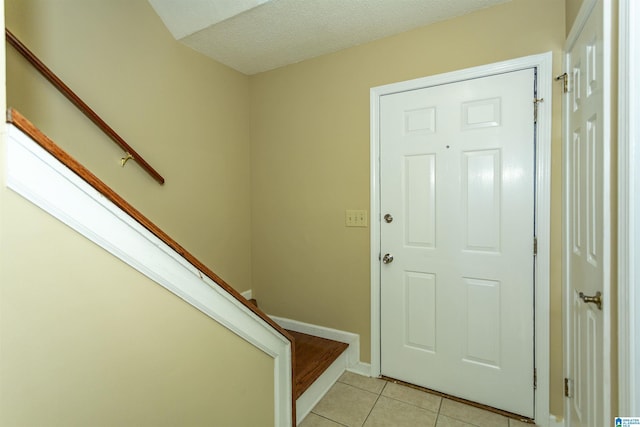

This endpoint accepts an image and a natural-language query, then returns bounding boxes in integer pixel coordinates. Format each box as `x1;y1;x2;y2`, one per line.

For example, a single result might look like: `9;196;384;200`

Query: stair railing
5;28;165;185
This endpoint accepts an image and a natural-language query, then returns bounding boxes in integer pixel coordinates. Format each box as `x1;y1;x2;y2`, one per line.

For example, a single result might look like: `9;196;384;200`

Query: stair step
288;330;349;399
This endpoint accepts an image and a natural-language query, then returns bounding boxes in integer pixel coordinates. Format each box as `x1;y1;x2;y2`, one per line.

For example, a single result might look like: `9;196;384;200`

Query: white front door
379;69;536;417
564;1;611;426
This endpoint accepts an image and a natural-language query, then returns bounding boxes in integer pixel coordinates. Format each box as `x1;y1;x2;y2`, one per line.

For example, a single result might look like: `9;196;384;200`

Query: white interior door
380;69;536;417
564;0;611;426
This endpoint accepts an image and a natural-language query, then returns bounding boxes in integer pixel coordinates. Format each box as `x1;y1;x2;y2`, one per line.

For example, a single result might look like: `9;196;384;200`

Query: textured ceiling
149;0;512;75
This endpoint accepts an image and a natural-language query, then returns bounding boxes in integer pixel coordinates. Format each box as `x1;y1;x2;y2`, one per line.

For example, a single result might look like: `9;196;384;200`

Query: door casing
370;52;553;426
618;0;640;416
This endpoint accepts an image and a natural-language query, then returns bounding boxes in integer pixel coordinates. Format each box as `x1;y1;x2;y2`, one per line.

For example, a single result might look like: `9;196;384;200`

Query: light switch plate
346;210;368;227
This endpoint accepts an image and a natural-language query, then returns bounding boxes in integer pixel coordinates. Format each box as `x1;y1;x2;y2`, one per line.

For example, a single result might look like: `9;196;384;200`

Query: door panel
405;272;436;352
404;154;436;247
380;69;536;417
463;150;501;251
565;1;609;426
464;277;501;368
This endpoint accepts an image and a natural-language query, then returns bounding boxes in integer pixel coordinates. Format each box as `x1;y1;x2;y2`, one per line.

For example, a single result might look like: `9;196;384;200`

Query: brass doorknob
382;253;394;264
579;291;602;310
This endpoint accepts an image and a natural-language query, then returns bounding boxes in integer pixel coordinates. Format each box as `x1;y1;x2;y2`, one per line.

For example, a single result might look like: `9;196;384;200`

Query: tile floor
299;371;536;427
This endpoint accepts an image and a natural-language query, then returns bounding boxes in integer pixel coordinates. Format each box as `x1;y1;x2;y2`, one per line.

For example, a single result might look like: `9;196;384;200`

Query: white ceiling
149;0;512;75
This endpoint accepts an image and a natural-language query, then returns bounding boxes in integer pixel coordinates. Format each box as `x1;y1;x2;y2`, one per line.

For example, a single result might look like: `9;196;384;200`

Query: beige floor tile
299;412;347;427
363;395;437;427
312;382;379;427
509;418;537;427
439;399;509;427
338;371;386;394
435;414;479;427
381;382;442;412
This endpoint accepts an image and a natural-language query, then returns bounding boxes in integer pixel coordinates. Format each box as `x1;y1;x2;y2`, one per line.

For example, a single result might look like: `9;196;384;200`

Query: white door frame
618;0;640;416
370;52;552;426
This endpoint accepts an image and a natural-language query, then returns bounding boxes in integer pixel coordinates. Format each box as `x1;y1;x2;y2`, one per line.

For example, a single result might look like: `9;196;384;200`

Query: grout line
380;376;532;423
436;410;484;427
376;387;440;414
336;376;386;396
361;391;383;427
434;397;445;427
318;374;533;427
379;380;388;395
309;412;349;427
339;382;379;396
378;394;440;416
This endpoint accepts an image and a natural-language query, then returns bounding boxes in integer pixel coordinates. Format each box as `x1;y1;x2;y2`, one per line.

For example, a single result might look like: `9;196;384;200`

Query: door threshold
380;376;535;425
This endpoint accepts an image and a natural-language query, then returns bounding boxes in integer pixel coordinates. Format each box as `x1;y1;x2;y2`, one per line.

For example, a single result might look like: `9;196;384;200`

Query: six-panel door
380;69;536;417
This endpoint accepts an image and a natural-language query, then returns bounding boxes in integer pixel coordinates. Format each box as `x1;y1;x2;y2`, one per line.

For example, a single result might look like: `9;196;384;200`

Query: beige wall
2;0;275;425
0;190;274;426
5;0;253;291
249;0;566;417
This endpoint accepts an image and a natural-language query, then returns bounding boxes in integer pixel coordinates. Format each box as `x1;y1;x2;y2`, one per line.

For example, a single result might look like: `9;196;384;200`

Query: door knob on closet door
382;253;394;264
579;291;602;310
384;214;393;223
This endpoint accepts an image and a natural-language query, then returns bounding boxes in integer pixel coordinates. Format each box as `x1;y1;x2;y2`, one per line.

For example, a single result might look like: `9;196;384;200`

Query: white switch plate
346;210;368;227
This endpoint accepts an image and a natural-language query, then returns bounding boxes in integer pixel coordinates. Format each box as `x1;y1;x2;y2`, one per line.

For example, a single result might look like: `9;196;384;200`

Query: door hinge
564;377;573;398
533;98;544;123
533;236;538;256
533;368;537;390
555;72;569;93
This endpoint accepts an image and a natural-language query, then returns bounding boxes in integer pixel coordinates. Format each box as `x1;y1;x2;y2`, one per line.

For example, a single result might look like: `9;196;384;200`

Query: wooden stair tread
288;330;349;399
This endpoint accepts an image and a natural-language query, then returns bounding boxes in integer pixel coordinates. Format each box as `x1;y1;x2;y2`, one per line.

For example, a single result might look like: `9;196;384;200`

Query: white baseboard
347;362;372;377
269;316;365;373
549;414;564;427
240;289;252;300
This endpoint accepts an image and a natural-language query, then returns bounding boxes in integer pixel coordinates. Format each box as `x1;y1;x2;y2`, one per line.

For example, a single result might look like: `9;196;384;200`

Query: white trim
296;351;348;425
562;1;613;426
241;289;253;300
370;52;553;426
618;0;640;416
5;124;292;427
549;414;565;427
346;362;373;378
270;316;365;373
269;316;373;424
565;0;597;46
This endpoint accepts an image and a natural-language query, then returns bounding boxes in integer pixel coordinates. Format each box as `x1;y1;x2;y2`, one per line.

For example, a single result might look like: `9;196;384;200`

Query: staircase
290;330;350;423
248;300;350;424
7;108;352;426
289;330;349;399
6;112;296;426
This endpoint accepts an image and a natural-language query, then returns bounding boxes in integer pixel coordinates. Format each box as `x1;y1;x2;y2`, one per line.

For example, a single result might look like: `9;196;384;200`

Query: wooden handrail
6;108;296;425
5;28;165;185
